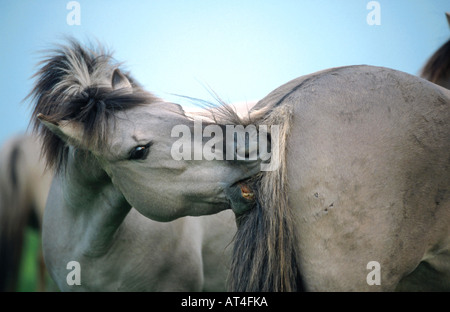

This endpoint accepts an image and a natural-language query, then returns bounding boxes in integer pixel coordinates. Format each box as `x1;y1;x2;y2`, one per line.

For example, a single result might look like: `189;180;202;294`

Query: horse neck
53;148;131;256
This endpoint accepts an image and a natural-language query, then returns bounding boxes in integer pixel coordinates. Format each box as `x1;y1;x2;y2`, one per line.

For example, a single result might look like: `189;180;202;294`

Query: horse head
29;39;262;222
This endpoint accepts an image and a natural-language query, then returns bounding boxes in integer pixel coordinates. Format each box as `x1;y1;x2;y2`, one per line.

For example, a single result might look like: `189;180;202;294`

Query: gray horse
28;40;256;291
228;65;450;291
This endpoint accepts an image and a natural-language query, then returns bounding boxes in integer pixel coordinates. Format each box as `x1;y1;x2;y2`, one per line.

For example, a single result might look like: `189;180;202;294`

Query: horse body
241;65;450;291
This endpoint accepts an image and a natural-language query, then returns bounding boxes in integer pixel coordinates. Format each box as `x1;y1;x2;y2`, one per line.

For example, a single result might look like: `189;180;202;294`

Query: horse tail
0;135;34;291
228;103;304;292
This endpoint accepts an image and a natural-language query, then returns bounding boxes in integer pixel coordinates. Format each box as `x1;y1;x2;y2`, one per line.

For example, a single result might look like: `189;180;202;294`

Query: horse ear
37;113;84;145
111;68;132;90
446;12;450;28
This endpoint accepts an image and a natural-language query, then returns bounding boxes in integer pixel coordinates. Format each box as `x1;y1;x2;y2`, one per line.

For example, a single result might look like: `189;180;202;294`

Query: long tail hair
226;103;304;291
0;135;39;291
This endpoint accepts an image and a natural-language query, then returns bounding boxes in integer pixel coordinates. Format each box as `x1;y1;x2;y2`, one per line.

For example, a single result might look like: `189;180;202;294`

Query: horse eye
129;142;152;160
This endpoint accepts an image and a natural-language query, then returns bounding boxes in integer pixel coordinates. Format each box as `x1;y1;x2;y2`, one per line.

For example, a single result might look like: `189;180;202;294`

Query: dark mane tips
28;39;156;170
421;38;450;84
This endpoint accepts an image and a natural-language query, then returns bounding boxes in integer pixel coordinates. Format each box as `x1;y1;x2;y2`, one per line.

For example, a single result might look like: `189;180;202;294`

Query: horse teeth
242;192;254;199
238;183;254;200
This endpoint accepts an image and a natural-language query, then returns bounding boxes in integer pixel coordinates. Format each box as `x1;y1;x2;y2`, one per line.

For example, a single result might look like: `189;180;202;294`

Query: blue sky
0;0;449;145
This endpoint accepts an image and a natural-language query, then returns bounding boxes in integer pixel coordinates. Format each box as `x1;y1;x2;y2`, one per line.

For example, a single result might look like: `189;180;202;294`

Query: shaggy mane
28;39;159;170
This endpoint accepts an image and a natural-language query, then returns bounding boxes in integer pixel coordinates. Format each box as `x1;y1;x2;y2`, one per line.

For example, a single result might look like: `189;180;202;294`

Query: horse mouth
238;182;254;200
225;177;257;216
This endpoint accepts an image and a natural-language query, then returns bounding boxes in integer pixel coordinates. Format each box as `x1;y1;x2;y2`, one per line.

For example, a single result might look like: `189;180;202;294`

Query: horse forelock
28;39;158;170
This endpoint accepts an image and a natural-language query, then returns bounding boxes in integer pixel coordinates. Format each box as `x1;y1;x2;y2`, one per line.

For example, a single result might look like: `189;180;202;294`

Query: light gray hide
251;65;450;291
